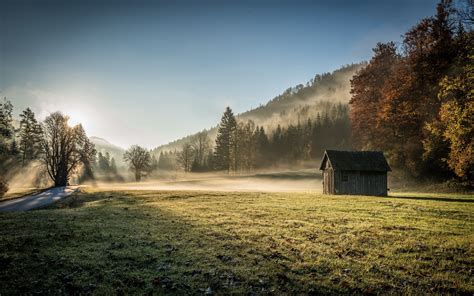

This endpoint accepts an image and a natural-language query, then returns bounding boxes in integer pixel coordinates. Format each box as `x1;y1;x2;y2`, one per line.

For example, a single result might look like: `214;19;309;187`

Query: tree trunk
54;176;68;187
53;168;69;187
135;170;141;182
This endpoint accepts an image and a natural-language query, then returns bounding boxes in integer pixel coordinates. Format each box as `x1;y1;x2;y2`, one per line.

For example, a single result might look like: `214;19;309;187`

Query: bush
0;177;8;198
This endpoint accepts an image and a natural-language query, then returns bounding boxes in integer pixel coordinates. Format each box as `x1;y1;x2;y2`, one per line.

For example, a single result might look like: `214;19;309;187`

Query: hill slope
152;63;364;154
90;136;126;167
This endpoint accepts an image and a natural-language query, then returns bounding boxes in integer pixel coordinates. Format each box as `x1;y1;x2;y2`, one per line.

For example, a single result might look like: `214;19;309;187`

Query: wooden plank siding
333;171;387;196
323;168;334;194
323;158;334;194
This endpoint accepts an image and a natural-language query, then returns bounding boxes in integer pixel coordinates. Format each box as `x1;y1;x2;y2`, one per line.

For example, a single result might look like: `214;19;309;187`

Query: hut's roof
319;150;391;171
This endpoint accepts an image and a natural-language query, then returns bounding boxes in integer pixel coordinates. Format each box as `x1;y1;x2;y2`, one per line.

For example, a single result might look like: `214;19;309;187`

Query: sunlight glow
65;109;89;128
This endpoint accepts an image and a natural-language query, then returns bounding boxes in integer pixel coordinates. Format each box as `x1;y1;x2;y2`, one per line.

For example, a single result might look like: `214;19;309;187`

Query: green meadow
0;188;473;295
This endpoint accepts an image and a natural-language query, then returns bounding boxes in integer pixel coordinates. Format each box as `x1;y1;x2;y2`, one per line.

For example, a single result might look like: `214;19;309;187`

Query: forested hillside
152;63;363;161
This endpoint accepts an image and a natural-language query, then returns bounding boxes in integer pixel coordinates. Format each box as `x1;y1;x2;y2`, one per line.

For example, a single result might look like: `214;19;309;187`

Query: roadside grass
0;189;472;295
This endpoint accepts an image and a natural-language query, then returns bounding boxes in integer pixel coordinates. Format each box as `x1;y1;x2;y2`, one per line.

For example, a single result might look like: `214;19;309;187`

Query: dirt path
0;186;78;212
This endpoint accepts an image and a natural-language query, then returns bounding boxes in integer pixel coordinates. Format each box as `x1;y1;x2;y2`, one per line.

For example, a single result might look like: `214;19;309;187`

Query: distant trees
150;154;158;172
0;100;10;193
191;131;211;171
19;108;43;165
255;126;270;168
97;152;110;172
177;143;194;172
40;112;96;187
349;0;473;185
123;145;151;182
0;98;18;197
92;151;120;177
157;151;176;170
231;120;258;172
0;97;14;154
267;104;350;165
214;107;237;172
0;177;7;198
161;102;349;174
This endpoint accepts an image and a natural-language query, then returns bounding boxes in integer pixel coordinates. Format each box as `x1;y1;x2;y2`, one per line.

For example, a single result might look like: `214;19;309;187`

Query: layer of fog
86;170;323;193
4;161;52;195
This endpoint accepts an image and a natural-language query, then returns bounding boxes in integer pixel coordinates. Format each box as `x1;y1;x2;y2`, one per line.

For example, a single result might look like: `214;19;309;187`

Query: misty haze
0;0;473;295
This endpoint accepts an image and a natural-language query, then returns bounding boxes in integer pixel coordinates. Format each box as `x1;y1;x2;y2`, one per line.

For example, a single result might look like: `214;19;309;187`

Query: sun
64;108;90;128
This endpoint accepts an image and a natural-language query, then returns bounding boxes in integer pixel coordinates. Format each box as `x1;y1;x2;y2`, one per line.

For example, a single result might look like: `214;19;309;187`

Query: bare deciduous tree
123;145;151;182
177;143;194;172
191;131;210;167
40;112;96;187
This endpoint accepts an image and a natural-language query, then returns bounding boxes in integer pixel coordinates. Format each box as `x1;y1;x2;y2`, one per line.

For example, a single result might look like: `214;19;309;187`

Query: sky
1;0;439;149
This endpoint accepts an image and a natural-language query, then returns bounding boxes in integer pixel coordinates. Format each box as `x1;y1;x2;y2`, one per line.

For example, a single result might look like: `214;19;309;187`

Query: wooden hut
319;150;391;196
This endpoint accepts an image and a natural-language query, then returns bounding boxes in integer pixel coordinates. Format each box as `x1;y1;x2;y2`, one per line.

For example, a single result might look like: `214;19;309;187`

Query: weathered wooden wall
323;168;334;194
323;170;387;196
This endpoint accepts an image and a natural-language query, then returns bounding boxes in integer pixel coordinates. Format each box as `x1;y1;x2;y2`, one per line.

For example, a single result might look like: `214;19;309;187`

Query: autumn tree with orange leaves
350;0;473;186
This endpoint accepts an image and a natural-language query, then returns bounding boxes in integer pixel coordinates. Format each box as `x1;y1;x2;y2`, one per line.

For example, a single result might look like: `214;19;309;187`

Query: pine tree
97;152;110;172
157;151;166;169
150;154;158;171
105;152;111;168
232;120;258;172
19;108;42;164
272;125;283;160
303;119;312;160
206;149;215;171
214;107;237;172
10;139;19;156
0;98;14;154
0;176;8;198
256;126;269;167
110;157;118;174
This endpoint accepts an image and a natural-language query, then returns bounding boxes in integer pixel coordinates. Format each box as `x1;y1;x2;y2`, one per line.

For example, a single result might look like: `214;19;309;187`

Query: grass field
0;188;473;295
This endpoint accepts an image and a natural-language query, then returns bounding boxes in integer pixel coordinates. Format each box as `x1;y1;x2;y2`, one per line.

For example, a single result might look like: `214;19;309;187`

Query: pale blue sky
1;0;439;148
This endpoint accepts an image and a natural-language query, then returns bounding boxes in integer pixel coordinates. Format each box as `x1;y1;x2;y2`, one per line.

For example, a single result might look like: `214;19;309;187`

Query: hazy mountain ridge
151;63;364;156
90;136;126;167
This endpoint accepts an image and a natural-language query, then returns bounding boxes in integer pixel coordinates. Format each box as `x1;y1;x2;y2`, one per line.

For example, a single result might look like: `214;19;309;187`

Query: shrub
0;177;8;198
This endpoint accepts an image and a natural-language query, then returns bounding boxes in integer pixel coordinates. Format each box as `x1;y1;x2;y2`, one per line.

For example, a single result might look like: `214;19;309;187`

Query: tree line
349;0;473;186
156;102;350;174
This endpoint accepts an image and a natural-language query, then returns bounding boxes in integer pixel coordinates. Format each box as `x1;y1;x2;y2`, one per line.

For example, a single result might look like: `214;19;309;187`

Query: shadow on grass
388;195;474;203
1;190;343;295
252;172;322;180
3;190;471;295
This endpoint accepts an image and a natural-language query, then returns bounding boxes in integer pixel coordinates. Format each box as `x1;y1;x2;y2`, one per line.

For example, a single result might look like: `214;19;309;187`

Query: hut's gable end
319;153;329;170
